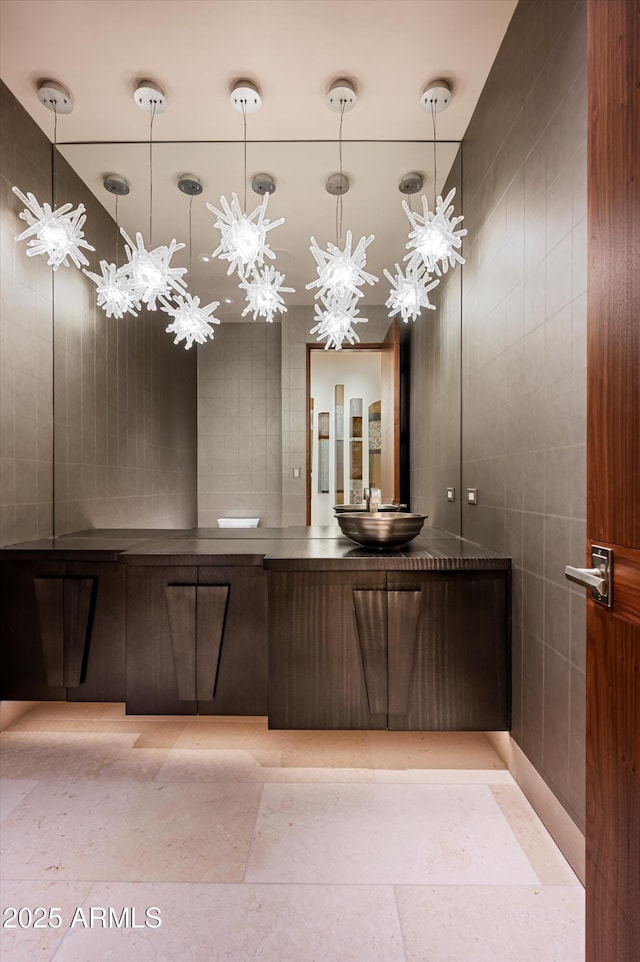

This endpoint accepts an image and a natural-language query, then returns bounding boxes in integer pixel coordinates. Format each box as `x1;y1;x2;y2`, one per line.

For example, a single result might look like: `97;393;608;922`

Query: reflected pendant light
309;291;368;351
13;82;95;270
239;264;295;323
403;81;467;277
307;80;378;350
207;82;285;279
83;175;142;318
122;81;187;311
384;262;439;323
160;176;221;349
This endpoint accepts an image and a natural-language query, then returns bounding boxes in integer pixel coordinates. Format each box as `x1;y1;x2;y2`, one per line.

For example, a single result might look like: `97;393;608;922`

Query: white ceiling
0;0;517;316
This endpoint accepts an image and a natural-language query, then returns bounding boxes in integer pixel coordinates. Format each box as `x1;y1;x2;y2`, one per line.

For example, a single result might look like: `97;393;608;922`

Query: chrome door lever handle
565;565;607;594
564;546;613;608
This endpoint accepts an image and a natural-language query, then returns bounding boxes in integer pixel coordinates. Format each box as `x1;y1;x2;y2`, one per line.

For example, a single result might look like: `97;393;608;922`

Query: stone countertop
0;527;511;571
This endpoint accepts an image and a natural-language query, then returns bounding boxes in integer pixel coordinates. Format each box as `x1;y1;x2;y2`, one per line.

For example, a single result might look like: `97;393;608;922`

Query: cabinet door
387;571;509;730
125;566;198;715
0;561;67;701
197;566;267;716
268;571;388;730
66;561;125;702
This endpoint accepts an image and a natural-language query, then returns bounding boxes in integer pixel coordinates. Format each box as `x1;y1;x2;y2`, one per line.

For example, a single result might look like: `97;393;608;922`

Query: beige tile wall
197;321;282;528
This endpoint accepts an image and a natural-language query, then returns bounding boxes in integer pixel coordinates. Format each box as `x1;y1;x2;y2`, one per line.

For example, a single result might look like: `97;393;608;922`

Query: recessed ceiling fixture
403;81;467;277
160;176;221;350
119;80;187;311
83;174;142;318
12;80;95;271
308;78;378;350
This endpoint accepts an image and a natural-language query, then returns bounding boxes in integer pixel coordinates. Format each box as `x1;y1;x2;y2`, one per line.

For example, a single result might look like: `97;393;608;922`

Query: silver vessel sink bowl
337;512;427;548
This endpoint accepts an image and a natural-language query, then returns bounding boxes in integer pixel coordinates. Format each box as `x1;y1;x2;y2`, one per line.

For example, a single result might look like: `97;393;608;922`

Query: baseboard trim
487;731;585;885
0;700;40;731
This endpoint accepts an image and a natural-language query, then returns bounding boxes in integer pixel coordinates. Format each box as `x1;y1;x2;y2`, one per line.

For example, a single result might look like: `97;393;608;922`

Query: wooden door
585;2;640;959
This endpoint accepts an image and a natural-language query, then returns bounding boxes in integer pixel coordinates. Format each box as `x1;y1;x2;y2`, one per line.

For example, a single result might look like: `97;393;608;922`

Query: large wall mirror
51;139;463;534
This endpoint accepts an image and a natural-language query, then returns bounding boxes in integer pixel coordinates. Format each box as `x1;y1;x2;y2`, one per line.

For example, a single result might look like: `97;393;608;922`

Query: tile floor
0;702;584;962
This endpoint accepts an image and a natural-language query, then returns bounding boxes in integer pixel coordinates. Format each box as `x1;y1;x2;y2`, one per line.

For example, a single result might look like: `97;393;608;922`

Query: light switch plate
447;487;456;502
292;467;301;479
467;488;478;505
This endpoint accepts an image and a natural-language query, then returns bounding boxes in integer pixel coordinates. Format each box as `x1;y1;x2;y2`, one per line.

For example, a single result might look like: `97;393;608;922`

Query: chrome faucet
364;484;381;513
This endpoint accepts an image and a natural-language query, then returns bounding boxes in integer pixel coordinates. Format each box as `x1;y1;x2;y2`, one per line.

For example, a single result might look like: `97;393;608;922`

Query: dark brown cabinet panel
268;571;388;730
0;559;125;702
387;572;509;731
66;562;125;702
126;565;198;715
125;565;267;716
268;570;509;731
196;566;267;716
1;560;67;701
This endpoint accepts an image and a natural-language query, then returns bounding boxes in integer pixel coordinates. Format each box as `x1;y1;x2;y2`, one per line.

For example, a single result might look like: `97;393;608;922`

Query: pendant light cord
335;100;345;247
149;102;156;245
115;193;120;264
431;100;438;208
188;194;193;276
242;100;248;214
52;103;58;211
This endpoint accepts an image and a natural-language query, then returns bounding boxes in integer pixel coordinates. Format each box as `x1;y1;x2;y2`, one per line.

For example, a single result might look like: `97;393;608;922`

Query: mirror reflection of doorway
306;323;400;526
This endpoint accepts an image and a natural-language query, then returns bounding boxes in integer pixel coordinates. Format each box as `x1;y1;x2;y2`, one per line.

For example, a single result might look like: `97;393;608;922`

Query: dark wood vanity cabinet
386;571;509;730
268;571;389;730
125;564;268;716
0;559;126;702
268;569;509;731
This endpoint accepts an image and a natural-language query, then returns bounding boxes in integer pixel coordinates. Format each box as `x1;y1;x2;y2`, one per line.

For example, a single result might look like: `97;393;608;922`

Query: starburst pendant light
384;262;440;323
208;192;284;277
307;80;378;350
207;82;285;280
310;293;369;351
403;81;467;278
403;189;466;277
307;230;378;303
123;81;187;311
83;175;142;318
12;81;95;271
160;176;220;349
240;265;295;323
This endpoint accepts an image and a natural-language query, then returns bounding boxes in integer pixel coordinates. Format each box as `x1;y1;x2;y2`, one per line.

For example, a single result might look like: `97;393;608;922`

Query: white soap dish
217;518;260;528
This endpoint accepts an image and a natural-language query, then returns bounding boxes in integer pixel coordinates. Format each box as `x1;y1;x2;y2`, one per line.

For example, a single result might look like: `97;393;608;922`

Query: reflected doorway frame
305;320;401;525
